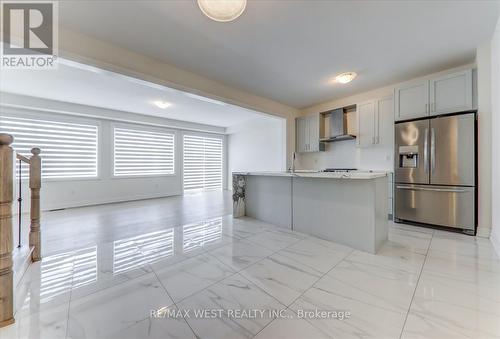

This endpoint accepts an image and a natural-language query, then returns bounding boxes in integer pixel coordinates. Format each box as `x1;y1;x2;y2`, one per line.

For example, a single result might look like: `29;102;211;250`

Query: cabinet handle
396;185;468;193
424;128;429;173
425;103;428;113
432;102;436;112
431;128;436;173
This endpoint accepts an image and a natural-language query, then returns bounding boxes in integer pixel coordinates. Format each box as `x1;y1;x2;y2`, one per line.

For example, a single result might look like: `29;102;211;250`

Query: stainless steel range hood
320;108;356;142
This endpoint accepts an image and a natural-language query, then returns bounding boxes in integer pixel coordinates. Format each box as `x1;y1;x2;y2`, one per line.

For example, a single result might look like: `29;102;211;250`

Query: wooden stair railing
0;133;42;327
21;148;42;262
0;133;14;327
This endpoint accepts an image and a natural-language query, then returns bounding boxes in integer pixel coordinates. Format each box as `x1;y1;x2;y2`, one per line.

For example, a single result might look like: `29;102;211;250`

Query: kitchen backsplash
296;139;393;171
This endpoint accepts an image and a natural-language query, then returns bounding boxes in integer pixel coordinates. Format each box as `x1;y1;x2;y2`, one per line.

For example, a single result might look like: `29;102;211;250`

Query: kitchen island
232;171;388;253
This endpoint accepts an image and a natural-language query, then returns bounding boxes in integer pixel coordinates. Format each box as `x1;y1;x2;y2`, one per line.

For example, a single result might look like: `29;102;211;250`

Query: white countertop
233;171;387;179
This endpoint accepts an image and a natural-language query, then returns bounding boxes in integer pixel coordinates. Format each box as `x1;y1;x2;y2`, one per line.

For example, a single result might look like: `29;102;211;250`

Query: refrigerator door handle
431;128;436;173
396;185;468;193
424;128;429;173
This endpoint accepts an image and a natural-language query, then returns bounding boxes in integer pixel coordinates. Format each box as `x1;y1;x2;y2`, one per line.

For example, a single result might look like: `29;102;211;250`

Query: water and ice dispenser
398;145;419;168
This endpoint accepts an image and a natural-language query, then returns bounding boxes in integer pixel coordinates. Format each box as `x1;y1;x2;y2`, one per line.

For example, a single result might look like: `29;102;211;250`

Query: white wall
227;117;286;188
34;119;183;211
1;93;226;134
2;96;227;212
476;43;493;237
298;63;497;237
298;64;477;171
57;28;300;170
491;16;500;255
296;136;394;172
296;85;395;172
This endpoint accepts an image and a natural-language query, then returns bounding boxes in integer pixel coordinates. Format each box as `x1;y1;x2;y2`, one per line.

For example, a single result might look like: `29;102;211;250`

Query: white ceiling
57;0;500;108
0;60;269;128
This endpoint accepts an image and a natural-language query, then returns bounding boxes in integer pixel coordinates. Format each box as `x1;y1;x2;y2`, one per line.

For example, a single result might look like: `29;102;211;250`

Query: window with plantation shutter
113;127;175;177
0;115;98;179
183;134;223;191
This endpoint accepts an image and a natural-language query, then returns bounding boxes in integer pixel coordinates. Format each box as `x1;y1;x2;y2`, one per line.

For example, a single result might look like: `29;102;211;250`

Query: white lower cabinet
388;172;394;217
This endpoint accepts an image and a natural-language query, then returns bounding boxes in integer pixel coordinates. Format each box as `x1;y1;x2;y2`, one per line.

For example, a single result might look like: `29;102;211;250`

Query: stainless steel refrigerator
394;112;476;233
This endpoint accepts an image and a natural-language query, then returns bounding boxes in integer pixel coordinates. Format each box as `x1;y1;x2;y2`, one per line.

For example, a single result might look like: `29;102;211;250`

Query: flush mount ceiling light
153;101;172;109
334;72;357;84
197;0;246;22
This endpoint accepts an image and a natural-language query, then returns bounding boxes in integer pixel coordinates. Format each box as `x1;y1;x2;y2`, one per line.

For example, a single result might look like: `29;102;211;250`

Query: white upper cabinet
394;79;429;121
307;113;321;152
376;96;394;146
296;116;308;153
429;69;473;115
357;96;393;148
296;113;324;153
357;101;376;147
395;68;475;121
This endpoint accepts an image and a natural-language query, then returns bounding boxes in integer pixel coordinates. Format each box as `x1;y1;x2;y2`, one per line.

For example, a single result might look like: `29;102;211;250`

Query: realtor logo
1;1;58;68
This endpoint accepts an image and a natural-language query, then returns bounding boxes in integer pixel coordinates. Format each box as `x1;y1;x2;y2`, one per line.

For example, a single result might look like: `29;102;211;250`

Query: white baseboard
41;191;183;211
491;231;500;260
476;226;492;238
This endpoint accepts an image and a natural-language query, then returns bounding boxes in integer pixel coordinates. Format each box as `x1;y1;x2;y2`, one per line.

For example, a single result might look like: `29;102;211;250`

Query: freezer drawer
395;184;475;230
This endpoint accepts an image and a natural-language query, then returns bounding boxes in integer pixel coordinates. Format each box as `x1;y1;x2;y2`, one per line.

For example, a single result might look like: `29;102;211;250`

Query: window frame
111;122;177;179
1;110;102;182
182;131;225;192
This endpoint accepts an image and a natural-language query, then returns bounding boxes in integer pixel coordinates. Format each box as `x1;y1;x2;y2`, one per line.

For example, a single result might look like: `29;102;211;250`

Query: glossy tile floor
2;193;500;339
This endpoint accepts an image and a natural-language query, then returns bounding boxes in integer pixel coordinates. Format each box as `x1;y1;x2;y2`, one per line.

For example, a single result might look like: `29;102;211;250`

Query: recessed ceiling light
153;101;172;109
197;0;246;22
334;72;357;84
